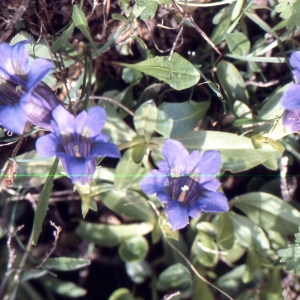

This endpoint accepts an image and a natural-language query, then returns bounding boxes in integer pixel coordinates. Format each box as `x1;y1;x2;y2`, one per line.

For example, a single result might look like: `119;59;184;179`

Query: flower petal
140;170;167;195
165;201;189;231
59;155;96;185
90;141;120;158
199;150;221;184
194;190;229;213
84;106;107;138
162;139;189;172
0;104;27;134
27;58;53;91
51;105;75;137
290;52;300;83
158;160;170;174
36;134;59;157
281;84;300;110
0;41;30;86
282;109;300;132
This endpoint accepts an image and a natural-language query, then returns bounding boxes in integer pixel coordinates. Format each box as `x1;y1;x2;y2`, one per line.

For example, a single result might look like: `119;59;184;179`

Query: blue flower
140;139;229;231
0;40;60;134
36;105;120;185
282;109;300;133
281;51;300;110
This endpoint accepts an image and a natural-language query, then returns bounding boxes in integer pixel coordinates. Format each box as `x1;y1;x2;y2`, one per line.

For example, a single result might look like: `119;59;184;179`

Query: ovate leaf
115;52;200;90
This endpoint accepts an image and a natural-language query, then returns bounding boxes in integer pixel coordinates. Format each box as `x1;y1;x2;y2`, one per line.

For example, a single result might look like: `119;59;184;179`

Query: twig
36;221;62;269
245;79;279;87
89;96;135;116
280;156;297;202
0;0;31;42
0;225;25;299
170;0;221;55
144;20;184;54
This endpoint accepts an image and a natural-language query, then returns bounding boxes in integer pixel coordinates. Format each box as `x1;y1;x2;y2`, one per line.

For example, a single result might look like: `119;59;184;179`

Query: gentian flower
140;139;229;231
36;105;120;185
0;40;60;134
281;51;300;110
282;109;300;133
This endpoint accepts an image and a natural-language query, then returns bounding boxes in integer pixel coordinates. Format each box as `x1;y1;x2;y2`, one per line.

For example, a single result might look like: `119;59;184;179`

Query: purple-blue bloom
36;105;120;185
281;51;300;110
282;109;300;133
0;40;60;134
140;139;229;231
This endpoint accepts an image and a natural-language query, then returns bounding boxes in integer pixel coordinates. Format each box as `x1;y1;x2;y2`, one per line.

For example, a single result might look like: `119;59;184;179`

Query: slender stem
89;96;135;117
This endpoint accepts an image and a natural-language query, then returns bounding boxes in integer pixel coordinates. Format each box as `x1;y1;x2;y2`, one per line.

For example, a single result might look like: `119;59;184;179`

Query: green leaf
101;189;155;222
32;158;59;245
243;248;263;283
122;67;143;84
102;102;137;144
227;211;270;249
225;32;250;56
216;213;235;250
125;261;152;283
157;263;193;291
115;52;200;90
231;0;244;20
40;276;87;297
275;0;300;30
72;5;96;52
155;100;210;138
75;221;154;247
134;100;157;142
118;236;149;262
217;59;249;105
115;148;141;190
136;0;158;20
195;233;219;267
51;23;75;52
175;131;278;173
261;268;283;298
278;228;300;274
257;84;287;120
131;143;147;163
43;257;91;271
230;192;300;234
233;100;252;119
108;288;135;300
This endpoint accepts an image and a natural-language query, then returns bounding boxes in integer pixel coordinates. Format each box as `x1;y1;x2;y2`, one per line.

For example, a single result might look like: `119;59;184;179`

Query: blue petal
27;58;53;91
165;200;189;231
51;105;75;137
36;134;59;157
290;52;300;82
74;109;88;138
198;150;221;184
201;178;221;192
90;141;120;158
158;160;170;174
0;41;30;86
92;132;110;143
0;104;27;134
183;150;202;176
282;109;300;132
281;84;300;110
140;170;167;195
193;190;229;214
162;139;189;172
59;155;96;185
84;106;106;138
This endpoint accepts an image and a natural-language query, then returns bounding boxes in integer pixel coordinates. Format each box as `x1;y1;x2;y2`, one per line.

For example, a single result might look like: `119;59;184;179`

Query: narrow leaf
32;158;59;245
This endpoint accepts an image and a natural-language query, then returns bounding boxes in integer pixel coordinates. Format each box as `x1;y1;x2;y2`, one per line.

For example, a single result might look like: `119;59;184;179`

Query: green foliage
278;227;300;274
275;0;300;30
116;53;200;90
32;158;59;245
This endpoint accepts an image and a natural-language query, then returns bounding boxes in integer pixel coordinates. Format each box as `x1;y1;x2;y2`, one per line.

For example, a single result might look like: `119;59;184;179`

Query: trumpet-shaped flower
36;105;120;185
281;51;300;110
0;40;60;134
140;139;229;231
